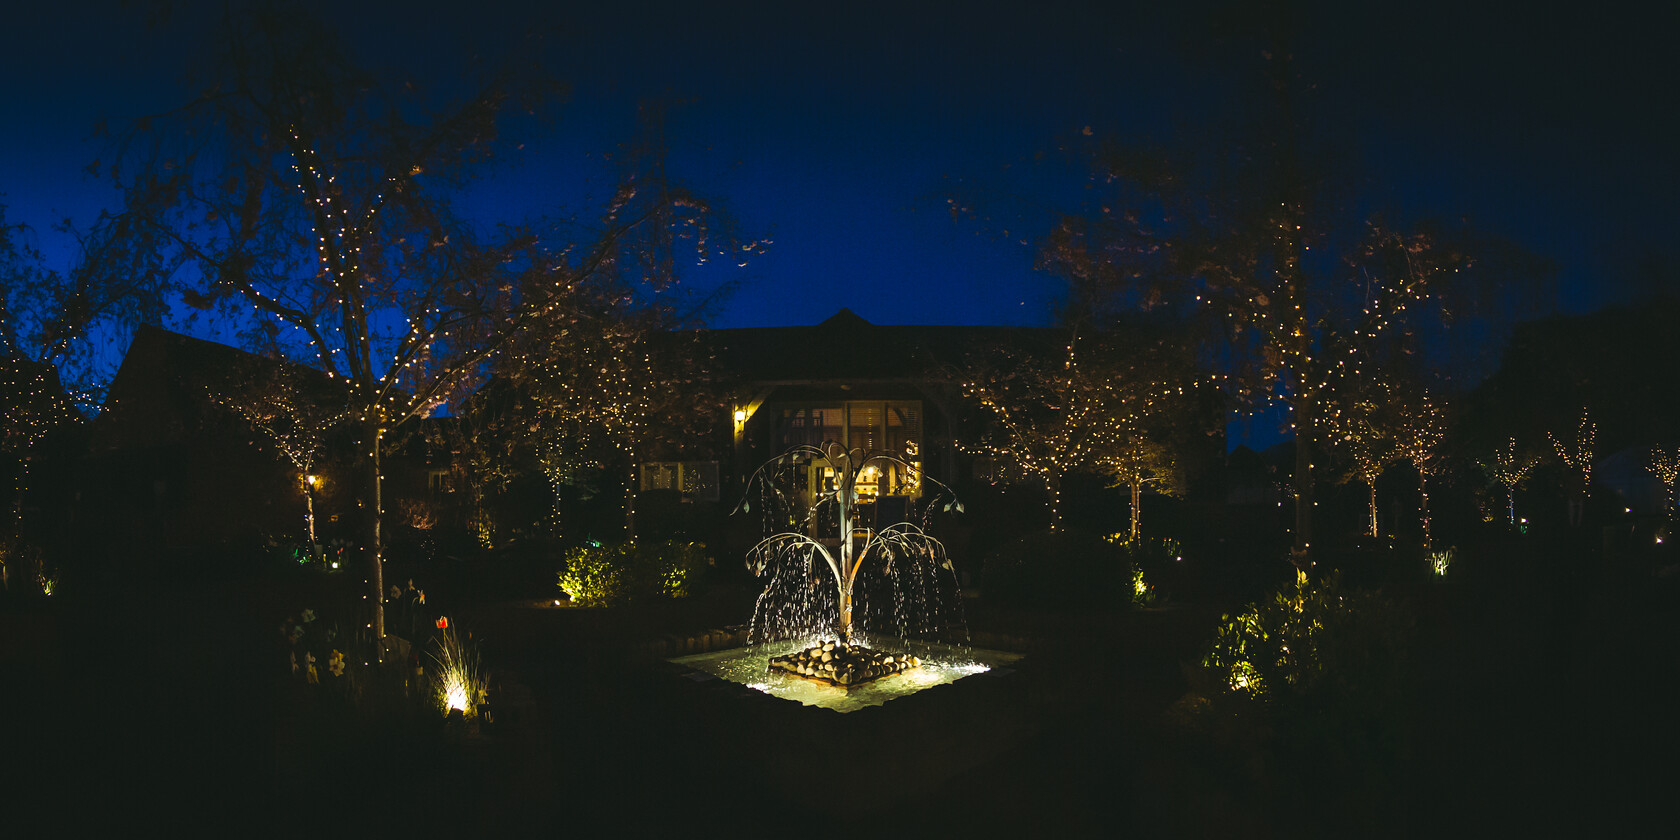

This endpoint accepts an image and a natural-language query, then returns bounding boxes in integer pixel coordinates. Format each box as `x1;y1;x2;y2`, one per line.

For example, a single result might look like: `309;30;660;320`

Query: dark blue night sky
4;1;1675;345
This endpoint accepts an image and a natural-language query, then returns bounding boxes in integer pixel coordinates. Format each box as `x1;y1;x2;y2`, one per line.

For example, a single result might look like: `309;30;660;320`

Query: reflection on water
671;637;1022;713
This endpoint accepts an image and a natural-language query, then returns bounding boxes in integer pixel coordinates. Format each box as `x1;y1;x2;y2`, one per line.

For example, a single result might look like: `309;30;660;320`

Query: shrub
1428;547;1455;577
428;626;483;717
1198;573;1418;798
1203;572;1412;704
1107;534;1181;606
557;539;707;607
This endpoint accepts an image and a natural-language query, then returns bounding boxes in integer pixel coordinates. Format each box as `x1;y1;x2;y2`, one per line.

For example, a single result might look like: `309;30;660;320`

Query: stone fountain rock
767;640;922;688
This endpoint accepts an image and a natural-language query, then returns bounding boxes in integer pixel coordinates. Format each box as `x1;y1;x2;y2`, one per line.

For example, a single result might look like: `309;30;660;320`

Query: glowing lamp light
733;409;747;423
444;682;470;713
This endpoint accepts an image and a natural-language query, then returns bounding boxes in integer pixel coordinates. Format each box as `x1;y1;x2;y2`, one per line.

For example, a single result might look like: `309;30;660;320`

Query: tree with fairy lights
1550;408;1596;527
960;319;1207;534
506;312;726;540
100;10;751;640
1325;375;1399;540
1036;134;1469;578
1101;423;1178;544
1483;437;1539;528
2;203;174;591
1649;446;1679;519
1391;387;1448;548
1323;361;1449;543
207;364;345;550
959;330;1125;531
497;108;742;541
1;203;179;410
1095;321;1210;542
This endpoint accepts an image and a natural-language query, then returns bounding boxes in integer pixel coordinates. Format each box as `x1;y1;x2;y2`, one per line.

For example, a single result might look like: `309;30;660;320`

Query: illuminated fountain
674;442;1017;710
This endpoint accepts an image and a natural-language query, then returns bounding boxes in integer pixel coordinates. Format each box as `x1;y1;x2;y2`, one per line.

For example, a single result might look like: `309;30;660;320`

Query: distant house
82;325;353;575
82;313;1223;571
701;308;1056;522
648;310;1068;544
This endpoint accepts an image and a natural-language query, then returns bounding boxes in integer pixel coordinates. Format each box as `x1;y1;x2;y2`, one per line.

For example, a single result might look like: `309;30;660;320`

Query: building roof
704;308;1059;384
92;324;344;452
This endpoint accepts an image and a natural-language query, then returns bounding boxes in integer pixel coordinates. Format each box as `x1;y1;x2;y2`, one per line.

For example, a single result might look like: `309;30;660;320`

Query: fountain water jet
737;442;968;687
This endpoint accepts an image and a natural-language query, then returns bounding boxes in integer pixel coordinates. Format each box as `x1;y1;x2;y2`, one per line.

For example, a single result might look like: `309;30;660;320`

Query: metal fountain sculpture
737;441;966;687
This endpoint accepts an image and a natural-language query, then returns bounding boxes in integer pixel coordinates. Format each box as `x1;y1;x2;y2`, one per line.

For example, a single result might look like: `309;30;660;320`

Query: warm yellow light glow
430;627;482;717
733;409;747;423
443;680;470;713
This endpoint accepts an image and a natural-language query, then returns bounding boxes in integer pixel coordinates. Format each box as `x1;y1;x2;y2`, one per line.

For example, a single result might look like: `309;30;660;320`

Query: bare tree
961;324;1206;534
207;365;345;549
1;203;175;590
1550;408;1596;527
495;104;746;541
103;9;743;640
960;332;1122;530
1484;437;1539;528
1325;376;1398;539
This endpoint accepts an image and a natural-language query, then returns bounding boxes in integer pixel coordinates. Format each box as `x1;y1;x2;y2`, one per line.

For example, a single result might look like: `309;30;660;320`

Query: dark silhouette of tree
1034;4;1474;576
2;203;174;591
100;9;749;640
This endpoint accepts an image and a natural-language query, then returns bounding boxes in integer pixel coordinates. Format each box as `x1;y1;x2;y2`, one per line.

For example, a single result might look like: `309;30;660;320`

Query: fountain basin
671;639;1023;713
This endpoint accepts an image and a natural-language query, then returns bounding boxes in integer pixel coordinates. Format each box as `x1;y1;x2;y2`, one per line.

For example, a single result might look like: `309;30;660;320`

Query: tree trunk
364;421;386;645
1129;479;1142;543
4;462;25;592
1292;407;1315;580
1046;473;1062;531
1367;480;1379;538
1507;485;1516;526
1418;473;1432;549
625;463;638;541
304;483;318;550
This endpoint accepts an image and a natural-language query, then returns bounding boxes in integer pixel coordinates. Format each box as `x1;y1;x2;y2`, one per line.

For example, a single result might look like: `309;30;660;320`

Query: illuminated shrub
557;540;708;607
1429;547;1455;577
1107;534;1180;606
1203;573;1412;703
428;626;483;717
